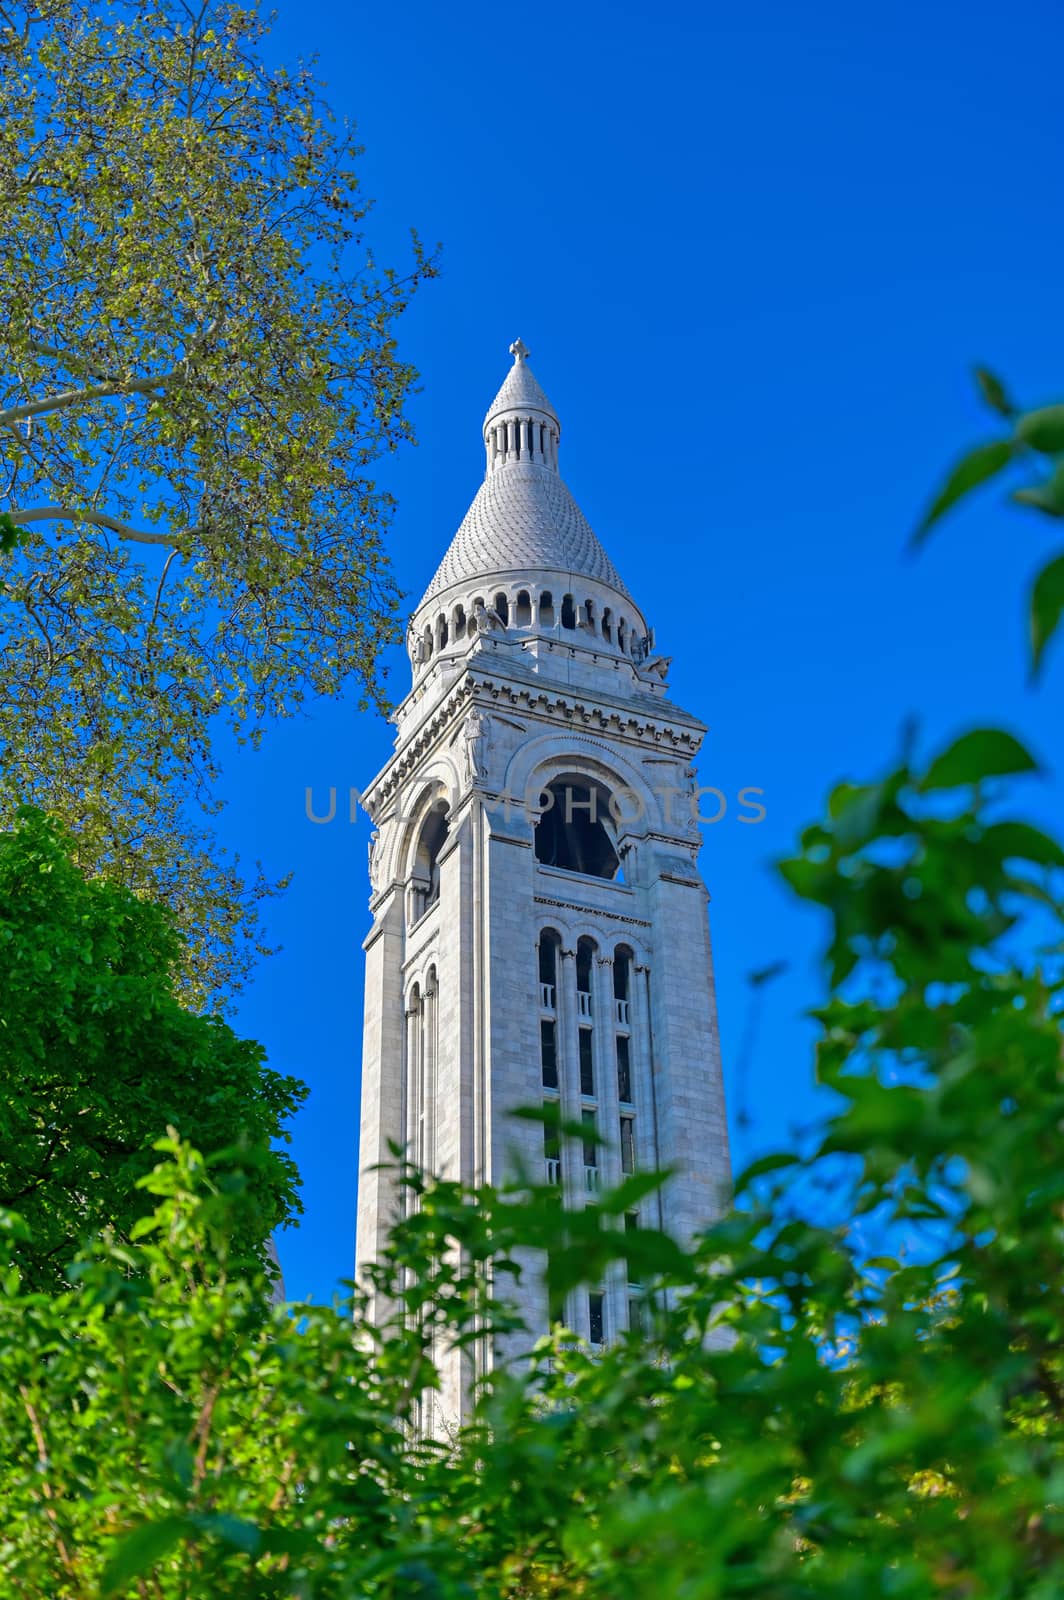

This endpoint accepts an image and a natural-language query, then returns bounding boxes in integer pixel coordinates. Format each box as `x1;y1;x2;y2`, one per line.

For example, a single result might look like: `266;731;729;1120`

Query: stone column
558;947;581;1193
405;995;421;1181
558;945;583;1336
593;954;626;1342
630;961;663;1227
424;972;438;1177
593;956;621;1191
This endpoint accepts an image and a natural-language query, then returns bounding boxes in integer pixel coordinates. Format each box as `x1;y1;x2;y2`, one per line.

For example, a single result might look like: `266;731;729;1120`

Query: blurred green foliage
0;706;1060;1594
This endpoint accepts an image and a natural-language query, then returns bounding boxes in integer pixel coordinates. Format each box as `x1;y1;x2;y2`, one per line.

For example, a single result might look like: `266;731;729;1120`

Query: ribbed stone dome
418;341;634;608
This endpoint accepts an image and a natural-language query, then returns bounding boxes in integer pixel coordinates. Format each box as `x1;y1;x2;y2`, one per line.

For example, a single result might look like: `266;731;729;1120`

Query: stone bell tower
356;340;730;1429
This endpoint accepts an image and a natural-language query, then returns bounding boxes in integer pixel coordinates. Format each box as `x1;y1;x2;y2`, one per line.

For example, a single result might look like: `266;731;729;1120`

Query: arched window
436;614;449;650
516;589;532;626
493;591;510;626
468;599;484;639
602;608;612;642
534;777;620;880
453;603;466;637
618;618;627;652
576;937;594;996
576;935;596;1039
408;801;449;926
614;945;633;1029
584;598;596;633
539;929;562;1094
538;928;560;1012
561;593;576;629
539;590;555;627
423;626;433;661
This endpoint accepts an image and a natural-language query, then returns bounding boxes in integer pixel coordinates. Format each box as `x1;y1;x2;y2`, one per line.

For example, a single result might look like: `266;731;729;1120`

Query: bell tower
356;341;730;1430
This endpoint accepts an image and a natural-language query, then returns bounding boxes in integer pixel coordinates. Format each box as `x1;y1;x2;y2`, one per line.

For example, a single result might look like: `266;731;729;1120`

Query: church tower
356;341;730;1428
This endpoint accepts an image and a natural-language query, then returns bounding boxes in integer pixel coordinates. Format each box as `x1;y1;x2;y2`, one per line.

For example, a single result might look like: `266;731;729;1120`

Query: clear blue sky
211;0;1064;1302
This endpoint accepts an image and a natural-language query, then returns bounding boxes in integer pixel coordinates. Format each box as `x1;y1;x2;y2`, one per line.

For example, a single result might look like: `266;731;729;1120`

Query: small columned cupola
408;339;651;680
483;339;561;473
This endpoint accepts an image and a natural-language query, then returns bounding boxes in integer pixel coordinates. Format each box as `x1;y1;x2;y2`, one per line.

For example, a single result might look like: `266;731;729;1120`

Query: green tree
0;0;436;1002
0;808;305;1292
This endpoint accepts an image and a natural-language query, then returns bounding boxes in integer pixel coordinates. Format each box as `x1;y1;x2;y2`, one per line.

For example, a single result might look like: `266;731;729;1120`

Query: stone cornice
403;922;442;974
365;664;706;816
534;894;651;929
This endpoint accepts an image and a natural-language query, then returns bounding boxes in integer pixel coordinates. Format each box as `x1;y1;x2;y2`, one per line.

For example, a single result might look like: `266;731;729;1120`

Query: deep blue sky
212;0;1064;1302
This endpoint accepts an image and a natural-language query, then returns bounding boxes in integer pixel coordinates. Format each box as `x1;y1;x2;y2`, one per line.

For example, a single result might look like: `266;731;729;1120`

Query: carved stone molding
533;894;651;929
370;666;703;812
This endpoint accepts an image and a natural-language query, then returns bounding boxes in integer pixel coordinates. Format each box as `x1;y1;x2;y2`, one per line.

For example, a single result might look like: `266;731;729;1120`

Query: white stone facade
356;342;730;1433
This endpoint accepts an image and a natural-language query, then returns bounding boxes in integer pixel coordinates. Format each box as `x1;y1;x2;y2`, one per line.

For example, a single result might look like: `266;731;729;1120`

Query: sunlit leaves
0;0;436;1001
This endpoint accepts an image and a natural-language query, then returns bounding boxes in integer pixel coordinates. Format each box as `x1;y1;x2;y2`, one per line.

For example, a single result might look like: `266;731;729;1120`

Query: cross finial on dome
509;337;530;363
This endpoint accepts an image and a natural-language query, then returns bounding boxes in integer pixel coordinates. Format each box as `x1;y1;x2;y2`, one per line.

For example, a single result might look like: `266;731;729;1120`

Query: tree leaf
733;1152;801;1197
973;365;1013;418
1012;461;1064;519
192;1513;262;1555
922;728;1040;791
0;512;29;554
1030;551;1064;677
911;439;1013;548
1015;404;1064;455
101;1517;191;1595
980;820;1064;869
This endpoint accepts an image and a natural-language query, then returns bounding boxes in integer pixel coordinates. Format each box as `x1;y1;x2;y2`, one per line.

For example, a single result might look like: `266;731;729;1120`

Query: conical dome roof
482;343;558;429
417;341;634;609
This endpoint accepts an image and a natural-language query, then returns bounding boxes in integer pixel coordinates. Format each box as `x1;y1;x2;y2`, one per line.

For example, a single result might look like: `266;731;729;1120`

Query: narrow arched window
437;614;448;649
516;589;532;626
538;929;560;1014
576;937;594;997
539;591;555;627
561;594;576;629
602;608;612;642
408;802;450;926
576;936;596;1048
494;591;509;626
